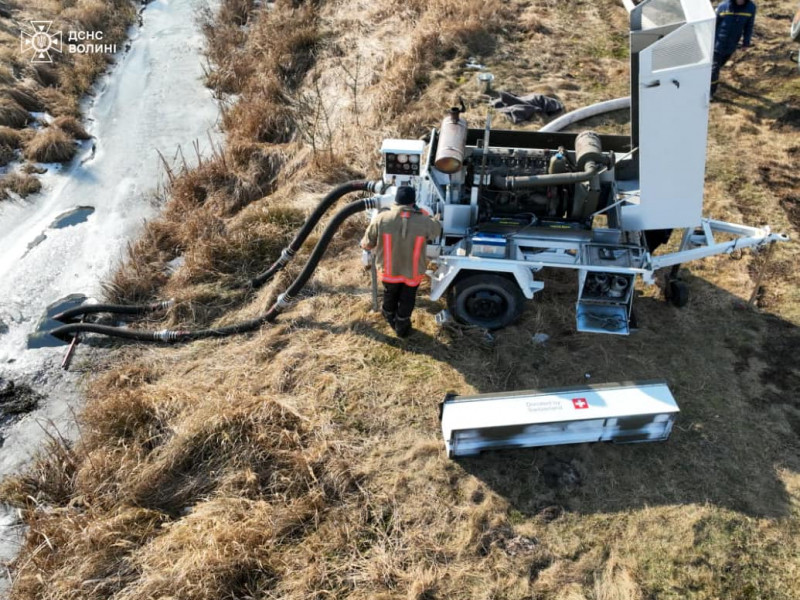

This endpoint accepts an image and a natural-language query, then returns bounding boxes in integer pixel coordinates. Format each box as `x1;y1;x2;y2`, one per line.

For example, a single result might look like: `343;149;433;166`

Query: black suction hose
51;180;382;327
53;299;175;323
249;180;379;288
45;198;373;344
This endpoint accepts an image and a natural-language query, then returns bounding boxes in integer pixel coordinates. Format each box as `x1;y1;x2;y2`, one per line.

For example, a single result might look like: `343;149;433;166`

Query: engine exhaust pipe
434;104;467;174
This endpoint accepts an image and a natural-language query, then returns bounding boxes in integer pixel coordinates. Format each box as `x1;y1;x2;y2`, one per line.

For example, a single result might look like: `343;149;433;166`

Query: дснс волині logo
20;21;63;64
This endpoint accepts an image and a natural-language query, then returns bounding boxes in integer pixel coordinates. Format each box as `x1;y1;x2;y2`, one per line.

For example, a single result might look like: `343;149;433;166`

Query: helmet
394;186;416;206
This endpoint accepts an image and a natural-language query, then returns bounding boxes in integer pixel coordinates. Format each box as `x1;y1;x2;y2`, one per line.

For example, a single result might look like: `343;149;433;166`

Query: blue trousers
711;51;734;95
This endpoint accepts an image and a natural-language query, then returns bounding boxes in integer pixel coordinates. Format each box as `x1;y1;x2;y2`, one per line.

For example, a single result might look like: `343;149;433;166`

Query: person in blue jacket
712;0;757;96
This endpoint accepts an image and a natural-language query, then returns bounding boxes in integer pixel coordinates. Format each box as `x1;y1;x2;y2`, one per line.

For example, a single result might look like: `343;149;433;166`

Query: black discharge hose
53;300;175;323
45;198;374;344
249;180;380;288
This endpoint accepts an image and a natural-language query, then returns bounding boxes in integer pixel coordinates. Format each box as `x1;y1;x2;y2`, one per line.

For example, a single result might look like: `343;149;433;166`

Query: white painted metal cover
380;139;426;155
622;0;715;231
441;380;679;457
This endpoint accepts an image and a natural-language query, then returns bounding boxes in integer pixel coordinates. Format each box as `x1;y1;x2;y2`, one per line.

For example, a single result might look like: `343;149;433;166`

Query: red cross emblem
572;397;589;409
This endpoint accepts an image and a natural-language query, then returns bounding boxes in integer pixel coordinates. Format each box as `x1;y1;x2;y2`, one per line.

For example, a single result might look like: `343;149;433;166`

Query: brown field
0;0;136;197
2;0;800;598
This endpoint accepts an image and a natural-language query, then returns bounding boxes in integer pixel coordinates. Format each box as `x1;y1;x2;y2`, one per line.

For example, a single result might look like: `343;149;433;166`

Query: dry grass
107;145;300;308
0;143;15;166
216;5;320;142
0;172;42;198
0;125;23;148
0;98;30;129
1;86;44;112
52;115;91;140
3;0;800;599
1;352;358;598
23;125;76;163
0;0;135;182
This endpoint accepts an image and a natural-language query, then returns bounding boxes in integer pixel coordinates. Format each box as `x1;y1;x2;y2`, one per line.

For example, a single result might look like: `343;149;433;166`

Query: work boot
394;316;412;338
382;309;396;328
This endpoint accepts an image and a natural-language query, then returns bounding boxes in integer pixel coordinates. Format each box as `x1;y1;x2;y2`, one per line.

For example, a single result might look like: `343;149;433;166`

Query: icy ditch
0;0;221;585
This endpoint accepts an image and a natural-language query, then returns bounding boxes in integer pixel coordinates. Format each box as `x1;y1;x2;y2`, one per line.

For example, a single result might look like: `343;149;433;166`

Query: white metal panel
441;381;679;457
442;204;472;235
429;256;545;301
380;139;426;155
622;0;715;231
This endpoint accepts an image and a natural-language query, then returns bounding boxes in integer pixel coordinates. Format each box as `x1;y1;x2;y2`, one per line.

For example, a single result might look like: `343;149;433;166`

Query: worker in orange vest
361;186;442;337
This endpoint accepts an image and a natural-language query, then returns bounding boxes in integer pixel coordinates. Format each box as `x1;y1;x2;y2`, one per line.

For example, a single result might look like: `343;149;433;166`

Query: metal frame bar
429;216;789;308
650;219;789;271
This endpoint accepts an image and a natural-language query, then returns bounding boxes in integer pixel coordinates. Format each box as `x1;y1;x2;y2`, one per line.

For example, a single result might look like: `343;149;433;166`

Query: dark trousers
711;51;733;96
382;282;419;320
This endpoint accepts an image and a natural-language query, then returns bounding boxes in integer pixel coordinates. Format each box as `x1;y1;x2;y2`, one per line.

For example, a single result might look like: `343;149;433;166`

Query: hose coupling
367;180;389;194
607;276;630;298
275;293;294;310
155;329;185;343
277;248;295;266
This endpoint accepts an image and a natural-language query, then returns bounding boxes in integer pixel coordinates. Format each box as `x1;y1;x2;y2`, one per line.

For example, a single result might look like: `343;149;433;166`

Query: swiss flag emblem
572;397;589;410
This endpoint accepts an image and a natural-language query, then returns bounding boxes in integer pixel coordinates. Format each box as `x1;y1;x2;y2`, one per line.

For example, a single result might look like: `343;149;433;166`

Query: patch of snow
29;111;54;128
0;505;22;570
165;255;185;274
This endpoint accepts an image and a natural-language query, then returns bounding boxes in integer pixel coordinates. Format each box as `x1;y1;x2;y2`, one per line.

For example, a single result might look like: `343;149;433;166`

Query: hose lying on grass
52;300;175;323
248;179;383;288
46;198;375;344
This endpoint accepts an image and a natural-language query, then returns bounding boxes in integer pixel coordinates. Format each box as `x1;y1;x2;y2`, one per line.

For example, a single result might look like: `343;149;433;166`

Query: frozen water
0;0;221;587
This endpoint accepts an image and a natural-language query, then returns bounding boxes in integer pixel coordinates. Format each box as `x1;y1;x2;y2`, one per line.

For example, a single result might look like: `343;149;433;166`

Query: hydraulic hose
539;97;631;133
492;162;600;190
249;180;382;288
53;299;175;323
46;198;373;344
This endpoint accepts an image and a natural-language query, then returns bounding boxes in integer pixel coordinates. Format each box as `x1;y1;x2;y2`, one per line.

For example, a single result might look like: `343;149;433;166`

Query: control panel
381;139;425;184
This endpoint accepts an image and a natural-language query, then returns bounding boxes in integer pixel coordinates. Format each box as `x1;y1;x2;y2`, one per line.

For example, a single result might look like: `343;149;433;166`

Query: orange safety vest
361;205;441;287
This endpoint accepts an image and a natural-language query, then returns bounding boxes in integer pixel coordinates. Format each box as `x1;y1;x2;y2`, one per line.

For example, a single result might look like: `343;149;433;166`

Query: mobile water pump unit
371;0;788;455
374;0;786;337
44;0;788;456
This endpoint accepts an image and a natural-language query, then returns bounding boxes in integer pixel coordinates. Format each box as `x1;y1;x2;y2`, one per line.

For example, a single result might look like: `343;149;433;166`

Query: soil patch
0;378;41;447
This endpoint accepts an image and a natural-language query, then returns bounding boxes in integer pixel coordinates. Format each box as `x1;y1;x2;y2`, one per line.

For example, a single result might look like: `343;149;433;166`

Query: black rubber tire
448;274;525;330
667;280;689;308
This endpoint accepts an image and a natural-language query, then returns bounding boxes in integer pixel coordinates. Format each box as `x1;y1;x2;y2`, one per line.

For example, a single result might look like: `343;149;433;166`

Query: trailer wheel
448;274;524;330
667;280;689;308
